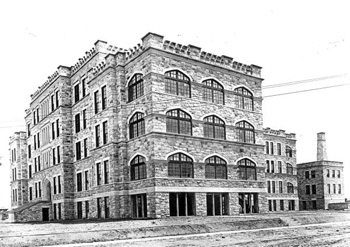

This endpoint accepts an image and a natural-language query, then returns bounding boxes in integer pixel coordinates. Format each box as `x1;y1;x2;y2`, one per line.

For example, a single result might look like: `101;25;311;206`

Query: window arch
286;163;293;175
202;79;224;104
287;182;294;193
129;112;145;139
237;158;256;180
236;121;255;144
168;153;193;178
203;115;225;140
128;73;144;102
165;70;191;97
130;155;146;180
286;146;293;157
234;87;254;111
166;109;192;135
205;156;227;179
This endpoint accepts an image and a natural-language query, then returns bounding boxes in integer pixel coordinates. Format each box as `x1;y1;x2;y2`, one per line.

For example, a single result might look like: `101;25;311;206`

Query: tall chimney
317;132;328;161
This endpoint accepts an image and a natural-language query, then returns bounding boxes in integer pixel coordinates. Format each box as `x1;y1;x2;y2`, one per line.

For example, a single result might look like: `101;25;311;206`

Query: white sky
0;0;349;208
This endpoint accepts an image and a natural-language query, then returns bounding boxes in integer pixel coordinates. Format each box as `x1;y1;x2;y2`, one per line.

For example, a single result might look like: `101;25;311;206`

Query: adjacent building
9;33;299;222
297;132;345;210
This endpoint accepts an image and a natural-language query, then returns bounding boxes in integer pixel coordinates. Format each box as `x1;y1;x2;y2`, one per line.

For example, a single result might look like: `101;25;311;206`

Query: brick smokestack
317;132;328;161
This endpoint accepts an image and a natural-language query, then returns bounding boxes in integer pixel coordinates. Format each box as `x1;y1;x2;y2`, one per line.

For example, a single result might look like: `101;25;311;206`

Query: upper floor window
166;109;192;135
129;112;145;139
128;73;144;102
74;83;80;103
202;79;224;104
236;121;255;144
286;163;293;175
234;87;254;111
277;143;281;155
237;158;256;180
165;70;190;97
286;146;293;157
101;85;107;110
168;153;193;178
287;182;294;193
130;155;147;181
203;115;225;140
205;156;227;179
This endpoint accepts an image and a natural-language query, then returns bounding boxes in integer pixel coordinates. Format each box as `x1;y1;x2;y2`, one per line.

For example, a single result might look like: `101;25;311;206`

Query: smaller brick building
297;132;345;210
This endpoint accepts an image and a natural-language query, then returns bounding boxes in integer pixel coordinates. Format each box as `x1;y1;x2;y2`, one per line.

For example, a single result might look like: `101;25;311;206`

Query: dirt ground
1;211;350;247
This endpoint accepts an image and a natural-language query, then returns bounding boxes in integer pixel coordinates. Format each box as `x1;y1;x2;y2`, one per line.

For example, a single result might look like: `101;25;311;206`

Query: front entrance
239;193;259;214
42;208;49;221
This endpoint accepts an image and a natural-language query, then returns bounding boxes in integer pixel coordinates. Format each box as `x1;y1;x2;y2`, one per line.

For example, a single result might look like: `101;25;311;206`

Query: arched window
166;109;192;135
165;70;190;97
168;153;193;178
237;158;256;180
202;79;224;104
203;115;225;140
130;155;146;180
236;121;255;144
128;73;144;102
287;163;293;175
287;182;294;193
129;112;145;139
205;156;227;179
234;87;254;111
286;146;293;157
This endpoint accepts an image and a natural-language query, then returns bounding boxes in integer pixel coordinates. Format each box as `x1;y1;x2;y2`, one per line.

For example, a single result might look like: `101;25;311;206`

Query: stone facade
263;128;299;212
297;132;345;210
9;32;298;222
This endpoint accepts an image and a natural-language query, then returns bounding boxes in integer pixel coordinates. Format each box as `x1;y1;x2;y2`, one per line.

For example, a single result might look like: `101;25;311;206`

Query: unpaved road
62;221;350;247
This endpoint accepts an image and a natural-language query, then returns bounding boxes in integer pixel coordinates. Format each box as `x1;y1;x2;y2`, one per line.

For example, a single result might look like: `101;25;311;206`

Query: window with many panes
236;121;255;143
166;109;192;135
165;70;190;97
129;112;145;139
237;158;256;180
202;79;224;104
168;153;193;178
128;73;144;102
130;155;147;180
287;164;293;175
234;87;254;111
205;156;227;179
203;115;225;140
287;183;294;193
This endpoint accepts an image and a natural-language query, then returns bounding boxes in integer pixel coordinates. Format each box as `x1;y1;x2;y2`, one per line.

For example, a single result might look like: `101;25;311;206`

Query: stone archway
42;179;52;201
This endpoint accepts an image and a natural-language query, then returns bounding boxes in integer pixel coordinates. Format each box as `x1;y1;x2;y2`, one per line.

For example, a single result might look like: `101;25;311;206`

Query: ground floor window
268;200;277;211
85;201;89;219
312;200;317;210
97;198;102;218
207;193;229;216
104;197;110;218
302;201;307;210
58;203;61;220
239;193;259;214
77;201;83;219
288;200;295;210
53;203;57;220
132;194;147;218
169;193;195;216
268;200;272;211
280;200;284;211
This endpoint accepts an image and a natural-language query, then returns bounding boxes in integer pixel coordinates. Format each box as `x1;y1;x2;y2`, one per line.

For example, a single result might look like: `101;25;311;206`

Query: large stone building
297;132;345;210
9;33;298;222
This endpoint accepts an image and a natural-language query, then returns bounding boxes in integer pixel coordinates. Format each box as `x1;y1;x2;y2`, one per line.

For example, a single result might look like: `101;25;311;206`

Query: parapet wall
264;127;296;140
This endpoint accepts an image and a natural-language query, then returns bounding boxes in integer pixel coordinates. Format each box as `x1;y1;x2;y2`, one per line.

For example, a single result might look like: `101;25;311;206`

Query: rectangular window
95;125;100;148
74;83;80;103
270;142;274;155
29;187;33;201
77;172;82;192
279;181;283;193
38;181;41;197
266;160;270;173
33;111;36;125
311;170;316;178
338;170;341;178
34;135;37;150
58;175;61;193
328;184;331;194
305;171;310;179
268;200;272;211
51;95;55;111
36;108;39;123
58;203;61;219
102;121;108;145
27;124;31;137
169;193;195;216
265;141;269;154
83;138;88;158
131;194;147;218
77;202;83;219
104;197;109;218
278;161;282;173
56;119;60;137
52;122;55;140
273;200;277;211
206;193;229;216
29;164;32;178
53;204;57;220
271;161;275;173
333;184;336;194
267;181;271;193
338;184;341;194
28;145;31;159
332;170;335;178
312;184;316;194
102;85;107;110
272;181;276;193
37;133;40;148
38;156;41;171
35;183;38;198
34;157;37;172
75;114;80;133
306;185;310;194
76;141;81;161
84;170;89;190
52;147;56;165
97;198;102;218
280;200;284;211
57;146;60;164
277;143;281;155
94;91;99;114
96;162;102;185
53;177;57;194
85;201;89;219
104;160;109;184
327;169;330;177
82;77;86;97
56;91;59;108
82;109;87;129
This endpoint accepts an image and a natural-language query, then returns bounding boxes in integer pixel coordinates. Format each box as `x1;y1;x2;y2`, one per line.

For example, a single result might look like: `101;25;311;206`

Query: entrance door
42;208;49;221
